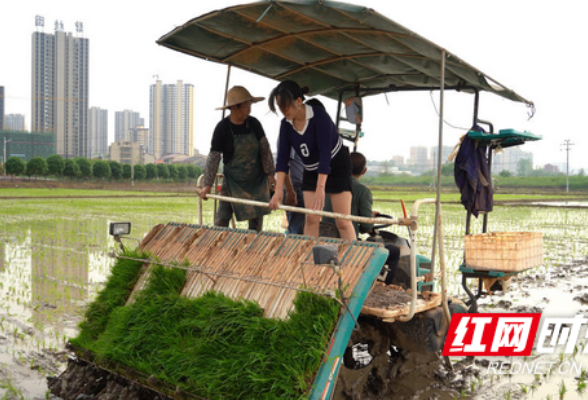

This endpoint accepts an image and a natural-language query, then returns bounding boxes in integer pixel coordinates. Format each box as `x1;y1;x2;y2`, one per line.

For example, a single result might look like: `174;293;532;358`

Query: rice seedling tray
69;223;389;400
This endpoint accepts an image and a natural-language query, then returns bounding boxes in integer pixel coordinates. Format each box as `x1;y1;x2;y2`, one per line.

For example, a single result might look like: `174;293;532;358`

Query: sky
1;0;586;171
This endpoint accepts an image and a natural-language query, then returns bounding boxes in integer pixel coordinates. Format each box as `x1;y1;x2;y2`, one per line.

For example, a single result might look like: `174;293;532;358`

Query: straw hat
216;86;265;110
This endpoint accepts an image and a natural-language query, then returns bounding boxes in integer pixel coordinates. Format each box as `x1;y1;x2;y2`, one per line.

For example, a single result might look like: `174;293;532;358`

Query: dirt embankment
0;179;199;195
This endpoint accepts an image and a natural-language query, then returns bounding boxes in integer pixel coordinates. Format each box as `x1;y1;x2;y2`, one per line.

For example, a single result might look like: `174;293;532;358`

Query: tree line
380;159;585;178
1;155;203;182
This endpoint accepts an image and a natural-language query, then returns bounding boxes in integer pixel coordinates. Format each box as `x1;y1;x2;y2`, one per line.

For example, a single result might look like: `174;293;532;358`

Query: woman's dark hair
305;98;325;110
268;80;309;113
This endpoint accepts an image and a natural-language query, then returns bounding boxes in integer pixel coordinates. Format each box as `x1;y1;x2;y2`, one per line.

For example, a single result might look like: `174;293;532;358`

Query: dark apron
222;128;270;221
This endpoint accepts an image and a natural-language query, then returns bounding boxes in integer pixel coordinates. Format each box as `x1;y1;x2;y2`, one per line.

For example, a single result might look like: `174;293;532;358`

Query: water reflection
3;232;32;314
531;201;588;207
0;239;5;274
0;219;114;352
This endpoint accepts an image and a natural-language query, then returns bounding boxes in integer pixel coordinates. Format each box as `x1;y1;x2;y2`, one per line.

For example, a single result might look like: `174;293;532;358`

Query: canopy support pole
354;85;361;152
433;51;452;371
335;91;344;129
430;51;445;281
217;65;232;226
221;65;232;119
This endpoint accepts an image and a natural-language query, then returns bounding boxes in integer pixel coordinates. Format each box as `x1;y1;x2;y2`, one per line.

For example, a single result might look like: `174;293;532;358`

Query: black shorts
302;146;352;193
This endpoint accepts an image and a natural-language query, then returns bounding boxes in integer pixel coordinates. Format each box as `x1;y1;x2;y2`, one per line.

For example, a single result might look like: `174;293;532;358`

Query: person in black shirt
198;86;276;232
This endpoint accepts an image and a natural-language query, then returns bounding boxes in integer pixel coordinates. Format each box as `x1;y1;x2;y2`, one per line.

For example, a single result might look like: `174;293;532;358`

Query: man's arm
259;136;276;190
259;136;276;177
199;151;221;199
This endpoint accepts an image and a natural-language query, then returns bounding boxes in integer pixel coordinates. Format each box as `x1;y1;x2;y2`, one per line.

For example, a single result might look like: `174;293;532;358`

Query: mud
363;284;415;310
48;358;173;400
0;346;65;400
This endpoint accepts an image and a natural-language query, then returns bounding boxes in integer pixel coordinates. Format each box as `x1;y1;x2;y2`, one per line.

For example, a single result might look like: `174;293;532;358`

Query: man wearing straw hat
198;86;276;232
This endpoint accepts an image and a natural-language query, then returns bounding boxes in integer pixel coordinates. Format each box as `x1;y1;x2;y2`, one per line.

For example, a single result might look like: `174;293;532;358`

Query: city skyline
1;1;586;169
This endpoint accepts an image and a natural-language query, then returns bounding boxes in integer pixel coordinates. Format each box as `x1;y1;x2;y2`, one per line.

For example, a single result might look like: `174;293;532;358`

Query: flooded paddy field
1;191;587;399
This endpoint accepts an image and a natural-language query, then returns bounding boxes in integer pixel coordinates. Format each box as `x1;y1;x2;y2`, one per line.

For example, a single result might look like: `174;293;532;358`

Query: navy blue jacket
454;128;493;217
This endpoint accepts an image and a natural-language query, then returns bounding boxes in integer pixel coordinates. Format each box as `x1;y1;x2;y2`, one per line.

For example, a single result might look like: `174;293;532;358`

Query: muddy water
1;199;588;399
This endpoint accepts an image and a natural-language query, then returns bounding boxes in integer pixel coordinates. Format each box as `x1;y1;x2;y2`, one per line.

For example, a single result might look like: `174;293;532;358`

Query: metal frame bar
309;246;389;400
335;85;480;127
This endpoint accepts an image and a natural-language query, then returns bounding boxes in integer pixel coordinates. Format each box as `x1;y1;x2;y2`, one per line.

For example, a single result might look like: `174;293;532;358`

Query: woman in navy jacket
268;81;356;242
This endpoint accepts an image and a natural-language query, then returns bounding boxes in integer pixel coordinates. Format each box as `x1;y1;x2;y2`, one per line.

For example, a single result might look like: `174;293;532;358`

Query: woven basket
464;232;543;272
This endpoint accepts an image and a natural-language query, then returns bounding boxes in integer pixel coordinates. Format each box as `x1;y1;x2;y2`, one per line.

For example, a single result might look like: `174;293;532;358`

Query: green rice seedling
578;380;587;395
560;380;567;399
72;260;340;400
519;384;528;394
505;390;511;400
0;377;25;400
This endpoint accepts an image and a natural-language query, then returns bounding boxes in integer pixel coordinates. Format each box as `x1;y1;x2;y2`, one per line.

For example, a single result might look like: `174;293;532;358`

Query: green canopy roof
157;0;532;106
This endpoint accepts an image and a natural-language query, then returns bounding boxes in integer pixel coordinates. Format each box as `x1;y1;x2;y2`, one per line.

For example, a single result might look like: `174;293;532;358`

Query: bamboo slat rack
133;222;385;320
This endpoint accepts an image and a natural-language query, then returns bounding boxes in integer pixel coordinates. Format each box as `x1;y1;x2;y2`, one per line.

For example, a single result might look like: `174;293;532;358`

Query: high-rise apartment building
406;146;430;174
492;147;534;176
4;114;27;132
88;107;108;158
130;126;149;150
114;110;143;142
430;145;454;166
149;80;194;160
408;146;429;165
392;155;404;167
31;19;89;158
0;86;4;130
